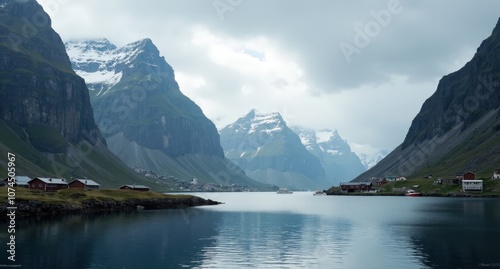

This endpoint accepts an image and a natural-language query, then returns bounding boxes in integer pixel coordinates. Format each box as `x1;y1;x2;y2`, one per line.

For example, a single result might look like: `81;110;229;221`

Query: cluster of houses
339;170;500;193
1;176;150;192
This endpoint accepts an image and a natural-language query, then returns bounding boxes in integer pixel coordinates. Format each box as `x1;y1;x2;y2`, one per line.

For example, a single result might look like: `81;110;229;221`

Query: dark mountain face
220;110;329;190
402;18;500;149
354;18;500;182
65;38;224;158
0;0;158;189
0;0;104;149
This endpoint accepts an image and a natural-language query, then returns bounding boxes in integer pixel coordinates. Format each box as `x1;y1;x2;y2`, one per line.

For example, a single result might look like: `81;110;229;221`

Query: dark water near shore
1;192;500;268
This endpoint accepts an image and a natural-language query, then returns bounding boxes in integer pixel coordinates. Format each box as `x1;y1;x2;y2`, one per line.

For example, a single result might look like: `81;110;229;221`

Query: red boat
405;189;421;197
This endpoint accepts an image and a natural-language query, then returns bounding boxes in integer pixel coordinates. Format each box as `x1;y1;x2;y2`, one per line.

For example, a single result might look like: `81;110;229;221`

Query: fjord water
4;193;500;268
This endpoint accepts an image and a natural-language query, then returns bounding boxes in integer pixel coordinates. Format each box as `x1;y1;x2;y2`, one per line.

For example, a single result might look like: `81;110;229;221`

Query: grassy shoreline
327;177;500;198
0;188;220;218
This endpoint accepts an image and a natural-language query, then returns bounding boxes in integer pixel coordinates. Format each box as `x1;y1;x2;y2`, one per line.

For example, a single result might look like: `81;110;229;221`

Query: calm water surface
1;192;500;268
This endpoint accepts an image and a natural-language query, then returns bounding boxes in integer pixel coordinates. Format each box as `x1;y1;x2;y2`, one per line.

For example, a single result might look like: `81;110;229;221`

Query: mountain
0;0;159;189
353;18;500;182
65;38;262;187
219;110;330;190
293;128;366;186
358;150;388;170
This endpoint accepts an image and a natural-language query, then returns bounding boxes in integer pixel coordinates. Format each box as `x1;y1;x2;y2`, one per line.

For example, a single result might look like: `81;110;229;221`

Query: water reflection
404;198;500;268
0;209;222;269
1;194;499;268
195;211;353;268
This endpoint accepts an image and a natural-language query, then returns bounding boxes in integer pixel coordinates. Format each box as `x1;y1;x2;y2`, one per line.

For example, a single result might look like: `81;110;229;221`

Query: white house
462;180;483;192
493;171;500;179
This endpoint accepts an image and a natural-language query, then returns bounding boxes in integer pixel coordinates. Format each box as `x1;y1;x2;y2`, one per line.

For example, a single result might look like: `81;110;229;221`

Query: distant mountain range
292;127;366;186
358;150;389;170
219;110;329;190
65;38;263;187
354;18;500;181
0;0;158;188
219;109;366;189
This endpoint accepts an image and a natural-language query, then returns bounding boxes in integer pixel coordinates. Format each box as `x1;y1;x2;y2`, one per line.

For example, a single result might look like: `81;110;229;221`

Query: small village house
119;185;150;192
29;178;68;192
377;178;388;186
493;171;500;179
456;171;476;180
385;176;397;182
69;179;100;190
2;176;31;188
340;182;372;193
462;180;483;192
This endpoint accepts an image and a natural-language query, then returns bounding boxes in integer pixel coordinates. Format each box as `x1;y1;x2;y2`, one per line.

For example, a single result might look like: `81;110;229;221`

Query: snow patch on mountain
65;38;153;96
228;109;285;135
358;151;388;169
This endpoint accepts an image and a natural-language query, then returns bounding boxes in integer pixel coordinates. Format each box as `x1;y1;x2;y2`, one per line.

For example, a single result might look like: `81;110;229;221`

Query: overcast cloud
39;0;500;156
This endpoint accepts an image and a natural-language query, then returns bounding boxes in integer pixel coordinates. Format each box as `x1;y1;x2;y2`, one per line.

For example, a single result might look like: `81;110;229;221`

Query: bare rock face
353;18;500;181
65;38;224;158
0;0;105;148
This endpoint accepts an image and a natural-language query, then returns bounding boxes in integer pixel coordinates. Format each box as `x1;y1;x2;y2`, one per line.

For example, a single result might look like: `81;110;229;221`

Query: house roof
30;177;68;185
462;179;483;182
456;171;476;176
120;184;149;189
70;179;100;186
3;176;31;185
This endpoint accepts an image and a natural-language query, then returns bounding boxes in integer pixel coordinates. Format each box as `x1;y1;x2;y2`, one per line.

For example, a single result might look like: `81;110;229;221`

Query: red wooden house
456;171;476;181
69;179;100;190
340;182;372;193
29;178;68;192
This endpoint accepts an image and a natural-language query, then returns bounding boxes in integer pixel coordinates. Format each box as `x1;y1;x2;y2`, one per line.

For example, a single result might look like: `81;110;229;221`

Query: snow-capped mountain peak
226;109;286;135
291;126;366;185
65;38;169;97
358;150;389;169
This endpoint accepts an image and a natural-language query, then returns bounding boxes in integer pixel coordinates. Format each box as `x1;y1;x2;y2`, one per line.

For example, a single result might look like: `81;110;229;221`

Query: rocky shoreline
0;196;221;218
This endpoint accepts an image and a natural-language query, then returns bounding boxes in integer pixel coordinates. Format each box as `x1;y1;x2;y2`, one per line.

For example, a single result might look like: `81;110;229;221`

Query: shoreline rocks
0;196;221;218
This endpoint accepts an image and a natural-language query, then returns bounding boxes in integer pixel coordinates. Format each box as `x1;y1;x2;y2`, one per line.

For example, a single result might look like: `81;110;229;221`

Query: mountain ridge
353;18;500;182
220;110;330;190
66;38;264;187
292;127;366;185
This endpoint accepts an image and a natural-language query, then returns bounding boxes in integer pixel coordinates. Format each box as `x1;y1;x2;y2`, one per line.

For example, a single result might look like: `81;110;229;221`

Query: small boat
277;188;293;194
405;189;421;197
313;189;326;196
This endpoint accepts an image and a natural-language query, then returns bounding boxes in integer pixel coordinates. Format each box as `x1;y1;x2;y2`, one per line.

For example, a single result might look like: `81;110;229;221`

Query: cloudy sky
39;0;500;157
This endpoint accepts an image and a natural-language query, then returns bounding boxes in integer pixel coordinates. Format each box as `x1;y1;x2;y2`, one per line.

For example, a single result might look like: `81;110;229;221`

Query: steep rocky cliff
0;0;159;189
353;18;500;181
66;38;223;157
0;0;104;149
